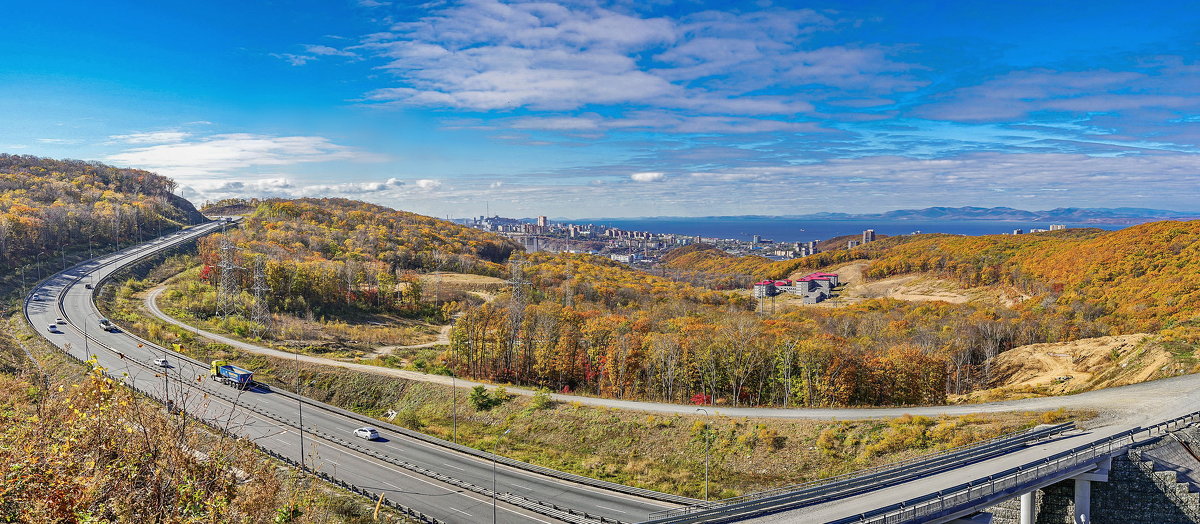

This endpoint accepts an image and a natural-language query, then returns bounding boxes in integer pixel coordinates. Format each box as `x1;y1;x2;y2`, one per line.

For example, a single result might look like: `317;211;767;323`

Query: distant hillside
796;206;1200;224
661;233;912;285
664;221;1200;332
0;154;204;275
863;221;1200;333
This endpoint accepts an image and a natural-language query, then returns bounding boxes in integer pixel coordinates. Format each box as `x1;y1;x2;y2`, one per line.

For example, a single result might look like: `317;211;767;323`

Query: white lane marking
513;484;535;491
595;504;628;514
382;480;401;489
449;507;472;517
442;462;465;471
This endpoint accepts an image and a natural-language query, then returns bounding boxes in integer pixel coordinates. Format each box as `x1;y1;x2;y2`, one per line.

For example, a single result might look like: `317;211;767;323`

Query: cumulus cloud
415;179;442;189
105;133;385;178
630;172;665;182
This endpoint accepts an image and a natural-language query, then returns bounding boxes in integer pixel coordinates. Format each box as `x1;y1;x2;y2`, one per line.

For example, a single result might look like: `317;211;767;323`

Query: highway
31;220;1200;524
25;220;680;524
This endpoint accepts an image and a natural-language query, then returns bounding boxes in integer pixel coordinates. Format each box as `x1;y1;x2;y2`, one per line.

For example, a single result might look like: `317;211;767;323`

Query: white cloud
510;116;601;130
341;0;920;141
105;133;384;178
916;62;1200;123
296;177;405;195
272;53;316;66
349;152;1200;218
415;179;443;189
109;131;191;144
630;172;665;182
303;44;358;58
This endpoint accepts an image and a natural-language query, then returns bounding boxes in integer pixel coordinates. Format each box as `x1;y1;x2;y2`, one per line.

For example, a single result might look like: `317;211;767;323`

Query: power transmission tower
507;259;530;309
250;257;271;336
216;236;243;319
506;259;531;352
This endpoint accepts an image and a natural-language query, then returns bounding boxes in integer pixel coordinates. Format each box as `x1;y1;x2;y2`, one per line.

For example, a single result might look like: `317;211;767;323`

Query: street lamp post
696;408;711;501
452;372;457;444
492;428;512;524
296;348;306;469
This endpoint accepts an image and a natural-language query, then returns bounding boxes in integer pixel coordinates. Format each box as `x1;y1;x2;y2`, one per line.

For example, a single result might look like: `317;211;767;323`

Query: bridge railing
644;421;1074;522
832;409;1200;524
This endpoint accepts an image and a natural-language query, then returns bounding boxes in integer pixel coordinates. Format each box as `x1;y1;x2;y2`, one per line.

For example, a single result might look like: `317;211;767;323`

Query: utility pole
82;275;91;361
696;407;711;501
295;347;306;469
492;428;512;524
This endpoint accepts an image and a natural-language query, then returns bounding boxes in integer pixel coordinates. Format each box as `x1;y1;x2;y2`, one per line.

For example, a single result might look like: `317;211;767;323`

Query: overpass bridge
644;410;1200;524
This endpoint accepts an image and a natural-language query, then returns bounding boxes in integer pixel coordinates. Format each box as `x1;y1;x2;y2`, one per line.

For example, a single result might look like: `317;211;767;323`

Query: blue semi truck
210;360;254;389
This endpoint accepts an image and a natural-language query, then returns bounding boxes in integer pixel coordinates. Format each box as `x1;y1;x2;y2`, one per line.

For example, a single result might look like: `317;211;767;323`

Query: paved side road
145;285;1200;422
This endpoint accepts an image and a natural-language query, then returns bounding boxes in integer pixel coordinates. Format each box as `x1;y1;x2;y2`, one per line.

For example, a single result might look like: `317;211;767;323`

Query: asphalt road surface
25;221;677;524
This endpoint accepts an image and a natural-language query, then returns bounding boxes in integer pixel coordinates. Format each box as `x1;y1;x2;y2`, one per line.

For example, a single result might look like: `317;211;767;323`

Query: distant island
574;206;1200;225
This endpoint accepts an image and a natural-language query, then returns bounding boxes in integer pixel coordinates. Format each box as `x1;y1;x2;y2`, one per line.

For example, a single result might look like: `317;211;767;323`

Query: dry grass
0;319;416;524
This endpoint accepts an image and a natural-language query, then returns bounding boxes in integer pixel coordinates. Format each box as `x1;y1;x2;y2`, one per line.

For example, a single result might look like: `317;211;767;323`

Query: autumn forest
176;197;1200;409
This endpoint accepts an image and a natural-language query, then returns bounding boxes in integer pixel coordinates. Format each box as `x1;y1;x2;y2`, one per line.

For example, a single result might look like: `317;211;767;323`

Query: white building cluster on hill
752;272;840;304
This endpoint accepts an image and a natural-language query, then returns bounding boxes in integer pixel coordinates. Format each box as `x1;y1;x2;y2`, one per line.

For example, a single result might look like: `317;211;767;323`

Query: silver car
353;427;380;440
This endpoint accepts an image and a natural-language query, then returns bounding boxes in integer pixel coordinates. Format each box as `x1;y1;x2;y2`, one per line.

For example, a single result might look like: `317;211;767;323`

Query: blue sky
3;0;1199;218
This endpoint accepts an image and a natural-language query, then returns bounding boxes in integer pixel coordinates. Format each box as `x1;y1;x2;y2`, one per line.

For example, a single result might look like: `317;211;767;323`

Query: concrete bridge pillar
1071;456;1109;524
1073;478;1091;524
1019;491;1035;524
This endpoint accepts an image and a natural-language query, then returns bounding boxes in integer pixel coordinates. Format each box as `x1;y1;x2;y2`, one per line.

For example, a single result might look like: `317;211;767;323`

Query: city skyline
3;1;1199;218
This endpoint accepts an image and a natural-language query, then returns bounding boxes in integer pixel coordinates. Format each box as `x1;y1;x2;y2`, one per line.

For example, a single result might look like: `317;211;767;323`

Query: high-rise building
1050;224;1066;231
862;229;876;243
753;235;762;243
537;216;548;227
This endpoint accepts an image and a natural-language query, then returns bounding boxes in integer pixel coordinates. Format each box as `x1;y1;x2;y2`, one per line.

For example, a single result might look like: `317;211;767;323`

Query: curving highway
29;220;1200;523
25;220;683;524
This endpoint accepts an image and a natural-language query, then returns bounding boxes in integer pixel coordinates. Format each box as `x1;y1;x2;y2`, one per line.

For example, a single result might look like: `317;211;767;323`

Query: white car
353;427;380;440
47;324;59;333
31;293;40;301
56;318;66;325
154;358;170;368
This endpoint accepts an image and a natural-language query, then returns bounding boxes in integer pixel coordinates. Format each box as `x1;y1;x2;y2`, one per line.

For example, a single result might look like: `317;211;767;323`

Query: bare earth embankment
953;334;1185;403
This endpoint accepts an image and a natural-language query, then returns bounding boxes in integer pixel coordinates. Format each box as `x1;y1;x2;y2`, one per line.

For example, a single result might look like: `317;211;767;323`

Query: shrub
815;427;841;456
1040;408;1069;424
531;388;555;410
468;385;510;411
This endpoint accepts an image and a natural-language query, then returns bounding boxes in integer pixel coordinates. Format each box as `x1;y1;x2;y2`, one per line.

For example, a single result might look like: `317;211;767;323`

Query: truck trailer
210;360;254;389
